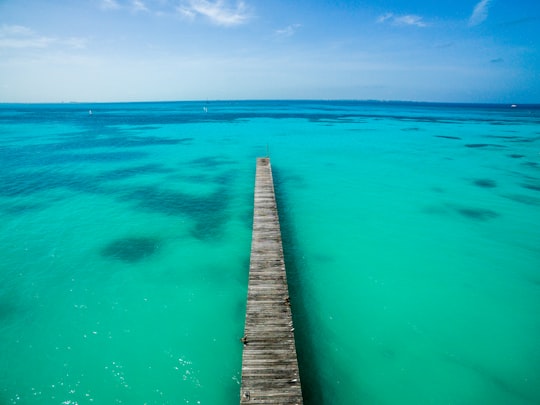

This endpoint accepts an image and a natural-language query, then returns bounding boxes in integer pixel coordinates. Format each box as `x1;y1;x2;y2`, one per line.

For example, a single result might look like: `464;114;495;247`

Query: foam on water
1;101;539;404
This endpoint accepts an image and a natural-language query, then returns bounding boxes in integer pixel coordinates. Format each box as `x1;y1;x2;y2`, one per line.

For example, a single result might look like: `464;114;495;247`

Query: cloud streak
0;24;55;49
100;0;121;10
0;24;87;50
469;0;491;26
98;0;253;25
132;0;149;13
274;24;302;38
99;0;162;14
377;13;428;27
178;0;251;26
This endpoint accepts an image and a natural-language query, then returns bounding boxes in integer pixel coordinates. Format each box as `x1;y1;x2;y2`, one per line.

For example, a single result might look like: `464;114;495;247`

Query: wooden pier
240;158;303;404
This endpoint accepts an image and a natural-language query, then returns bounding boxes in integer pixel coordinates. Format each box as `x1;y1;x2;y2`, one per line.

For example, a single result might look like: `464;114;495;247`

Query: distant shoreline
1;99;539;108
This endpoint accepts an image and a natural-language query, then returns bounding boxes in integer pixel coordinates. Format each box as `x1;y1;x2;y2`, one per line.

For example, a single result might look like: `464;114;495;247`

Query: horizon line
1;98;538;107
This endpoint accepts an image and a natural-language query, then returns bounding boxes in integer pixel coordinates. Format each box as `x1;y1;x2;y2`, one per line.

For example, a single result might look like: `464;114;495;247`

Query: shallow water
1;101;539;404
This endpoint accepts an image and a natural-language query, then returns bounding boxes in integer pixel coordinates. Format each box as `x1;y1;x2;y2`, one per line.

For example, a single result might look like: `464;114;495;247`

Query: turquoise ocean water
1;101;539;404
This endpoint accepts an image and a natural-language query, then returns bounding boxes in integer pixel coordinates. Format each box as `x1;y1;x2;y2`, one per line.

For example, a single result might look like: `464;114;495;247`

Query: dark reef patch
347;128;371;132
0;170;102;197
0;161;176;199
56;135;192;151
54;151;148;164
127;126;162;131
3;148;148;169
124;186;227;217
190;213;228;241
423;201;500;222
503;194;540;206
101;237;160;263
188;155;232;169
464;143;507;149
483;135;518;139
402;127;420;131
211;172;236;186
174;170;236;187
435;135;461;140
506;138;536;144
473;179;497;188
1;202;45;214
456;207;499;221
0;133;184;172
121;185;230;241
521;183;540;192
98;164;173;182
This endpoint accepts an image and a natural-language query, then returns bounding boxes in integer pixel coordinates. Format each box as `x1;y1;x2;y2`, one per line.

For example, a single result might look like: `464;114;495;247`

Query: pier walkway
240;158;303;404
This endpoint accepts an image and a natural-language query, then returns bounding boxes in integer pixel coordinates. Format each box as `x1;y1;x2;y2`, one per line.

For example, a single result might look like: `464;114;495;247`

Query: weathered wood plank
240;157;303;404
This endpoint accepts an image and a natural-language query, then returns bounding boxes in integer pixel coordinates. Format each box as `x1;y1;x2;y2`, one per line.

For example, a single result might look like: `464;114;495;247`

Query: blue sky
1;0;539;103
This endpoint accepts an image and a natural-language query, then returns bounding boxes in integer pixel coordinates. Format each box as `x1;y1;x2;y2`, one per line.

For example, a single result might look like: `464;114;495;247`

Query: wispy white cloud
0;25;54;49
178;0;251;26
99;0;151;13
100;0;121;10
177;7;196;19
63;37;90;50
469;0;491;26
98;0;252;23
377;13;428;27
1;25;33;36
0;24;87;50
132;0;149;13
377;13;394;24
395;15;428;27
274;24;302;38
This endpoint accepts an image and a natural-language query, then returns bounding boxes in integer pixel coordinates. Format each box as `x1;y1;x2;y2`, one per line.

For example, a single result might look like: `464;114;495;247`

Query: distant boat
511;104;517;108
88;109;93;115
203;106;208;113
